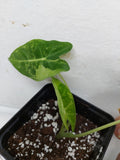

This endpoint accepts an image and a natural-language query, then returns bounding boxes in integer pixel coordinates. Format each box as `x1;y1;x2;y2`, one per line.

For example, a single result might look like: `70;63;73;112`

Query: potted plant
0;39;120;160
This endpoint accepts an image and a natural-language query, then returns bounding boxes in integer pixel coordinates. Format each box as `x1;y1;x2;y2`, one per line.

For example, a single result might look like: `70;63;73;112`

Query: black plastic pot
0;84;115;160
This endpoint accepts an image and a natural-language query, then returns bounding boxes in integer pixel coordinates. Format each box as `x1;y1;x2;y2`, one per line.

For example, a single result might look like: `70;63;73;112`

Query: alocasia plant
9;39;120;139
9;39;76;133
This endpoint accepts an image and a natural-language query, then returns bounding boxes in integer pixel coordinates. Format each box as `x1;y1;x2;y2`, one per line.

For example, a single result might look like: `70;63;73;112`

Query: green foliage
56;119;120;139
9;38;119;139
52;77;76;131
9;39;76;133
9;39;72;81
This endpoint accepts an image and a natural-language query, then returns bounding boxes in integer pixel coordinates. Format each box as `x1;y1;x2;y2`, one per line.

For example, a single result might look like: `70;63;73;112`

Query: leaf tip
8;56;11;62
67;42;73;50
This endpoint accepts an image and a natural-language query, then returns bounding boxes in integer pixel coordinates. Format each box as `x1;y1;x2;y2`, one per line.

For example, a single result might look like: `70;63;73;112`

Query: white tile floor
0;106;18;160
0;155;5;160
0;106;18;129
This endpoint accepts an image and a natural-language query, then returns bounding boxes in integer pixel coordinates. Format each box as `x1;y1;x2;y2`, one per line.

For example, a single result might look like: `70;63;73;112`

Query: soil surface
7;99;100;160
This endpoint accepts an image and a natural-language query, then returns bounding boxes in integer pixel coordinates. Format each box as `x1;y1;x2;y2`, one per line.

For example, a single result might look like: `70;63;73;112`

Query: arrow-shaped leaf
52;77;76;131
9;39;72;81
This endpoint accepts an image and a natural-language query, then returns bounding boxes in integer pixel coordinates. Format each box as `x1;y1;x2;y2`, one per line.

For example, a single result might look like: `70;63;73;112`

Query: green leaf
52;77;76;131
9;39;72;81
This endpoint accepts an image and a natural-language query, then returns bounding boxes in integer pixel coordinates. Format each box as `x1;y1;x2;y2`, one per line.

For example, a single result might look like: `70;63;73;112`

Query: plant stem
58;73;69;88
56;120;120;139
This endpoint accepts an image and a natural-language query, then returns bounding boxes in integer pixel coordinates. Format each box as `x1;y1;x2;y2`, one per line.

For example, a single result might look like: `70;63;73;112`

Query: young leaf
52;77;76;131
9;39;72;81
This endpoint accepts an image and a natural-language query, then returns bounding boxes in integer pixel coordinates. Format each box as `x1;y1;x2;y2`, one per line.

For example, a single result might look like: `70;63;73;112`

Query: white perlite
31;113;39;120
46;114;53;120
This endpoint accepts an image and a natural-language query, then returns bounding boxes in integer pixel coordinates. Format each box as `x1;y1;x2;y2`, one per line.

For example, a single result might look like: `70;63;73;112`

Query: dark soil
7;99;100;160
